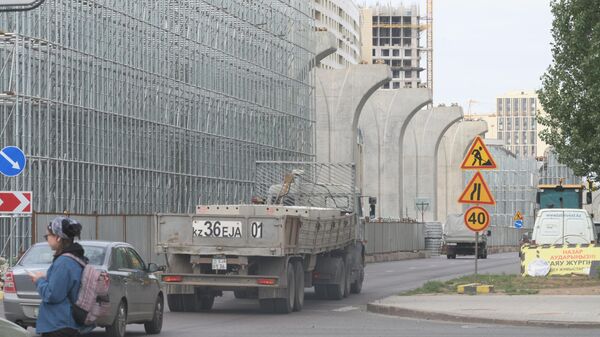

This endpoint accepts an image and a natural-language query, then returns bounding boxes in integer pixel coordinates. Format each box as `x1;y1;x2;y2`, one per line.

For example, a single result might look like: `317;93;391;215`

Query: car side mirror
147;263;159;273
486;230;492;237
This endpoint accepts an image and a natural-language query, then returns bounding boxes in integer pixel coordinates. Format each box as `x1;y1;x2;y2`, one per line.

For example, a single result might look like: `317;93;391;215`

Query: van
532;209;596;245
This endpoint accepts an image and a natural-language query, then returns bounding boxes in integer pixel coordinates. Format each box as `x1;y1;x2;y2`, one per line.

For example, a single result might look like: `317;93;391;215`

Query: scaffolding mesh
254;161;357;213
0;0;316;215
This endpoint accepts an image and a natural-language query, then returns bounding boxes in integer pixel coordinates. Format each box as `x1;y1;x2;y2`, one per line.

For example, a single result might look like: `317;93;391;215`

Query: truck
155;162;365;314
441;213;488;259
536;183;586;209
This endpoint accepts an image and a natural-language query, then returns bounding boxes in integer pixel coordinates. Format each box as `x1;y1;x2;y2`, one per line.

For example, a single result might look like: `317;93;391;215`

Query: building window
382;49;390;56
505;98;511;114
515;133;519;144
515;117;520;130
513;98;519;113
531;117;536;127
498;119;504;130
405;49;411;57
383;83;390;89
405;70;411;78
530;98;536;111
372;49;376;56
506;135;511;144
523;117;528;129
393;49;400;56
532;146;536;156
393;70;400;78
393;82;400;89
507;118;512;131
497;98;503;114
530;131;535;143
523;131;528;143
521;98;527;114
498;131;503;140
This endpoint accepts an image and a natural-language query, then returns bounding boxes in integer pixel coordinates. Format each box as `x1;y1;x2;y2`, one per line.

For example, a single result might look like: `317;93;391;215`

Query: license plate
192;220;242;238
212;257;227;270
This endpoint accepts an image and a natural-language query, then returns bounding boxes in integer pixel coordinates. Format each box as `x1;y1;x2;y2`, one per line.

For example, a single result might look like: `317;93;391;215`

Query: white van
532;209;596;245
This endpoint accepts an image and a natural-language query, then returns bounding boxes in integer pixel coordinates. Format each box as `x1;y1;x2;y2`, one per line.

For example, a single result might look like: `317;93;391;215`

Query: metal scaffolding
538;148;580;185
463;145;538;245
0;0;317;216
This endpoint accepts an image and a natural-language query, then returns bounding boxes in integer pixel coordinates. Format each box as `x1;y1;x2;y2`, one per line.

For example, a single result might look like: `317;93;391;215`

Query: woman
28;216;85;337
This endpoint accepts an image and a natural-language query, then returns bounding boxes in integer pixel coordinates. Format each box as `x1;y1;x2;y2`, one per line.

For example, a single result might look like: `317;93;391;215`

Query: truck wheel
195;295;215;311
167;294;184;312
327;259;345;300
274;263;295;314
343;260;351;298
350;266;364;294
293;261;304;311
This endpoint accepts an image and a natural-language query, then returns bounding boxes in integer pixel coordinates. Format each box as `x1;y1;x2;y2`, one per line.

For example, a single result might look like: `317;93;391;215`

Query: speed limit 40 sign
464;206;490;232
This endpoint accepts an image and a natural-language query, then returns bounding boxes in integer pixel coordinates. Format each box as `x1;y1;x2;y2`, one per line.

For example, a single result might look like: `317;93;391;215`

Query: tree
538;0;600;177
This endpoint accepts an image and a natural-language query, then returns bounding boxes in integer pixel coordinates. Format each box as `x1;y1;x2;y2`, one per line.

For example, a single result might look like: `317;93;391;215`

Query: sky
360;0;554;114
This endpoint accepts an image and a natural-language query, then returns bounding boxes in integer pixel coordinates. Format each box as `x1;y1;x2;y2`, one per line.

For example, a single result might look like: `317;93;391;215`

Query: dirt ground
538;286;600;295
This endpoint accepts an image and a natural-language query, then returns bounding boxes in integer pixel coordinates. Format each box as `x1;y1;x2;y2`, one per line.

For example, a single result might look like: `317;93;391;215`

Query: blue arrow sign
0;146;26;177
514;219;523;229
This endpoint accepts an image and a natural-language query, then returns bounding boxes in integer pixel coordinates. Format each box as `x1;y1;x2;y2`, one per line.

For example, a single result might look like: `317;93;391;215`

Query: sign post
459;136;497;279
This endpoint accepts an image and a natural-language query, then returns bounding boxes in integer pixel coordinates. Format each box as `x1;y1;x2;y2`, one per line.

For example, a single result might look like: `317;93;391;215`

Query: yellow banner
521;244;600;276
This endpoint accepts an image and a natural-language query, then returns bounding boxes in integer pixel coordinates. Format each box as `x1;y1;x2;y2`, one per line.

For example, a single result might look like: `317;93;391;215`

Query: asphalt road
12;253;600;337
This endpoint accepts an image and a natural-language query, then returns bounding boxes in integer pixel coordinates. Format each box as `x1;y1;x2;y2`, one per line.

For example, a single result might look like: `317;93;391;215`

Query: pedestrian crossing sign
458;171;496;205
460;136;497;170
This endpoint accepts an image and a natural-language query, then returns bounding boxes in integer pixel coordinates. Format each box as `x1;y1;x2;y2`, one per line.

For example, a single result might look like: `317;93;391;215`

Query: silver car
3;241;164;337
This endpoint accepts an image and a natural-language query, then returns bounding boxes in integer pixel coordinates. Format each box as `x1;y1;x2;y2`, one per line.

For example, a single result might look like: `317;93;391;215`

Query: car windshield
20;244;106;266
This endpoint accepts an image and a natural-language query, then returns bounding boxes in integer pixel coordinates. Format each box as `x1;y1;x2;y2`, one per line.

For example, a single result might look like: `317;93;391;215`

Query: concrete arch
358;88;432;218
312;31;337;70
315;64;392;164
403;106;463;221
436;120;488;221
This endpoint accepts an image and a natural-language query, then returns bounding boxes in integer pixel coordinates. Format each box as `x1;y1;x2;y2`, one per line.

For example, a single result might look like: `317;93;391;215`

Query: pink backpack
63;253;111;325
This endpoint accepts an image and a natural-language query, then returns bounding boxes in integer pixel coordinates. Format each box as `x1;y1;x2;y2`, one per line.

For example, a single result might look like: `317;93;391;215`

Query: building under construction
0;0;316;216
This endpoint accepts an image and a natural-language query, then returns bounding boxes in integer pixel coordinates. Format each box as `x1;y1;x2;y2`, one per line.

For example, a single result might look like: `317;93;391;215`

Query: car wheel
106;300;127;337
144;294;163;334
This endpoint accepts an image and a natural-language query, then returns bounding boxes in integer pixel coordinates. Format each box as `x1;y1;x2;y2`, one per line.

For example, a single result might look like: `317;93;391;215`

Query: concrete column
436;120;488;221
313;31;337;68
403;106;463;221
315;64;392;164
358;89;432;218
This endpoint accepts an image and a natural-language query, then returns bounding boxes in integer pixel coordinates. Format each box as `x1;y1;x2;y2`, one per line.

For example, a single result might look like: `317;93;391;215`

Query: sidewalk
367;294;600;328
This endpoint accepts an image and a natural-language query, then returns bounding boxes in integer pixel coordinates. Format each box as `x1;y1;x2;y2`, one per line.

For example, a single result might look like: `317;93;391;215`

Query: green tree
538;0;600;177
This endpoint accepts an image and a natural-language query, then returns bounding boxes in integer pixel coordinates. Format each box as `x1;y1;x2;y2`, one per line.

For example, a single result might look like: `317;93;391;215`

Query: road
12;253;599;337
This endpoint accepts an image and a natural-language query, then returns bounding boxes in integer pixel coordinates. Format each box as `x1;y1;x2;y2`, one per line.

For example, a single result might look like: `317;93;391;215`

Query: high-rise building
359;4;423;89
313;0;361;69
495;91;548;158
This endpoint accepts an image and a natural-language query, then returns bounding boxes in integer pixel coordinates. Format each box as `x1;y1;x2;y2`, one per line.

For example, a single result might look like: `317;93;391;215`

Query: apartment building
359;4;423;89
496;91;548;158
314;0;361;69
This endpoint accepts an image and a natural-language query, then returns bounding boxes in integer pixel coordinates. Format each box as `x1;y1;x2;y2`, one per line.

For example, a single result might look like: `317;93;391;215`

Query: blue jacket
35;254;83;334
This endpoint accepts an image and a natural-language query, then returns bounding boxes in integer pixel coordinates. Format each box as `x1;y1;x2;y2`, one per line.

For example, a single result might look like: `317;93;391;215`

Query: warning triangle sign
514;211;523;221
460;136;497;170
458;172;496;205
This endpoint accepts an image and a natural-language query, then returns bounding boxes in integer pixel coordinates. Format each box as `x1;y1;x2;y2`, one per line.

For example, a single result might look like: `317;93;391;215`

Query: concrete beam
313;31;337;69
358;89;432;218
403;106;463;221
315;64;392;165
436;120;488;221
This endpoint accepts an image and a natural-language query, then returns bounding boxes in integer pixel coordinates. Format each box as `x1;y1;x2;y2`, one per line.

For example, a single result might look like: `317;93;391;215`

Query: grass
400;274;600;295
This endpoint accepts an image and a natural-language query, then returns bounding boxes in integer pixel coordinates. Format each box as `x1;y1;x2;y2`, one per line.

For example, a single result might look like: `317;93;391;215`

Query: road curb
366;303;600;329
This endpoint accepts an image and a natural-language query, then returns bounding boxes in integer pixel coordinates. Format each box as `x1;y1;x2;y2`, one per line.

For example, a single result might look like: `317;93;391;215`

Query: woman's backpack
63;253;111;325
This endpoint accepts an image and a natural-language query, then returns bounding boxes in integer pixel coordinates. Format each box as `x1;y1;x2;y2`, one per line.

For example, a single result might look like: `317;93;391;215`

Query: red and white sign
0;191;32;214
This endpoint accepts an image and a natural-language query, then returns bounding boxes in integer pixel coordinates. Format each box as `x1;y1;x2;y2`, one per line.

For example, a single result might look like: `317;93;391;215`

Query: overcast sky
359;0;554;114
